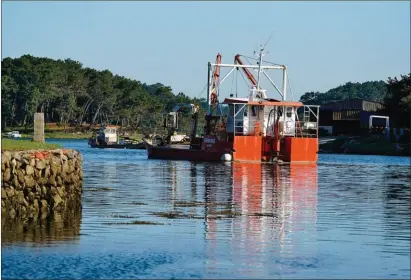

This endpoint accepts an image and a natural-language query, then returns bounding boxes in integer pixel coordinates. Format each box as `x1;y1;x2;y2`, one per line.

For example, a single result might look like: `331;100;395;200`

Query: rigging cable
286;70;295;101
239;54;284;67
238;67;251;89
230;67;235;97
195;83;208;100
236;67;238;98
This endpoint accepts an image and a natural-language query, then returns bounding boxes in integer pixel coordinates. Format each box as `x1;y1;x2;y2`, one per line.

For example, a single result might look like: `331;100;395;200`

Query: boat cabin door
283;106;296;136
164;112;178;130
227;104;247;135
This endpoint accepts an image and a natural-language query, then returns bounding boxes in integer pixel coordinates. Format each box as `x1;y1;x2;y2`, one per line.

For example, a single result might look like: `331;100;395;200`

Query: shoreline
3;132;409;158
318;135;410;158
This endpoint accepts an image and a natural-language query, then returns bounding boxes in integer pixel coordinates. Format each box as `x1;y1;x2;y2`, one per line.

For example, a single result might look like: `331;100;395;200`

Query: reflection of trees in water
204;163;234;213
190;162;197;202
381;167;411;233
1;208;82;245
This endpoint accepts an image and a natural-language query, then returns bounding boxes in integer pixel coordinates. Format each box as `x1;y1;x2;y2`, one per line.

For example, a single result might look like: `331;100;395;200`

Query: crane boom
210;53;222;106
234;54;258;87
212;53;222;89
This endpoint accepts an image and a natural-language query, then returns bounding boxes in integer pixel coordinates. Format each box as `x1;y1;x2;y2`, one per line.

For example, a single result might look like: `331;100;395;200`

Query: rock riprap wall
1;149;83;219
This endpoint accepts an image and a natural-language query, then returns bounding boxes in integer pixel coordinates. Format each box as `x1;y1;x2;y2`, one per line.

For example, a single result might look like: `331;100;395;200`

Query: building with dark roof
319;98;388;136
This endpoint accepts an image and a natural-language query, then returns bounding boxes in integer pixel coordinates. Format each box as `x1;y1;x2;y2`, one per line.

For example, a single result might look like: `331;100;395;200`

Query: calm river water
2;139;410;279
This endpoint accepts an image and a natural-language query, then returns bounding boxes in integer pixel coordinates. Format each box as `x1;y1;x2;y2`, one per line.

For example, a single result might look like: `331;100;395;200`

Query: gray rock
3;168;11;182
62;162;69;174
57;186;65;198
56;176;62;186
12;176;19;188
22;153;32;160
34;169;40;180
24;175;35;188
38;177;48;185
63;173;72;184
44;166;50;178
40;199;48;209
28;192;35;203
72;174;80;183
33;199;39;210
50;187;57;196
36;160;46;170
50;163;60;175
26;165;34;175
6;187;15;198
48;176;57;187
16;169;25;184
2;151;11;164
67;151;75;159
9;208;16;218
30;158;36;167
12;152;22;162
52;194;63;209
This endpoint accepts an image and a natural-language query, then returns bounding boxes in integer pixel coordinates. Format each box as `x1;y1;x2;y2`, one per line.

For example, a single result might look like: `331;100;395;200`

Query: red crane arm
210;53;222;105
212;53;222;89
234;54;257;87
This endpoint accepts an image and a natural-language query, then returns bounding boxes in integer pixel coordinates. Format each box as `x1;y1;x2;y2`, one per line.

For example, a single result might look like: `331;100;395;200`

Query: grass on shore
1;138;61;151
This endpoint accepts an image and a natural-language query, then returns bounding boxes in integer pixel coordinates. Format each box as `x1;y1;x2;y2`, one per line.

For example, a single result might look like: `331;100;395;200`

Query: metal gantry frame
206;56;289;114
205;47;321;139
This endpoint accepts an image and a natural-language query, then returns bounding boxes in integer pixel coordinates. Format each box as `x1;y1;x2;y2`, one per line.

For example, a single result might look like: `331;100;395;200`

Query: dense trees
2;54;409;134
1;55;206;134
299;81;388;105
383;74;411;128
299;77;410;128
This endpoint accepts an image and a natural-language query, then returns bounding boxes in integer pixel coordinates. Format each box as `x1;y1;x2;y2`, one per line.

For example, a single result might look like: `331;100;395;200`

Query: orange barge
146;45;320;163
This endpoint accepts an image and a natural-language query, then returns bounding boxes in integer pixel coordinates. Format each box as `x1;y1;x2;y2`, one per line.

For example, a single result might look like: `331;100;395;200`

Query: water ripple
1;140;410;279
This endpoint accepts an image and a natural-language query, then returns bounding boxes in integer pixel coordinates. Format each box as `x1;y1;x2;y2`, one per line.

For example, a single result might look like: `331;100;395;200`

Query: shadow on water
1;208;82;245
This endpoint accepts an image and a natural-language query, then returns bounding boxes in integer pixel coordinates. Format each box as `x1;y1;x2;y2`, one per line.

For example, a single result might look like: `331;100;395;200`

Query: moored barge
147;46;320;163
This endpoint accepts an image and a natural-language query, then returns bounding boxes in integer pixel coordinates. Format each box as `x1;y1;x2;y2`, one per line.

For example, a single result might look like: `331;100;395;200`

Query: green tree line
299;81;388;105
1;55;207;134
2;55;409;133
299;76;410;128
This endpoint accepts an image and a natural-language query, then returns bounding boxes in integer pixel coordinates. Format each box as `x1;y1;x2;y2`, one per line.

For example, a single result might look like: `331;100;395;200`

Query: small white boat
5;131;22;139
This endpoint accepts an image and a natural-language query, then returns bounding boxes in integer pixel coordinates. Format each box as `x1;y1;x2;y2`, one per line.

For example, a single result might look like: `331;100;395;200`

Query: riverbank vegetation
2;55;409;139
1;138;61;151
1;55;207;136
300;74;410;129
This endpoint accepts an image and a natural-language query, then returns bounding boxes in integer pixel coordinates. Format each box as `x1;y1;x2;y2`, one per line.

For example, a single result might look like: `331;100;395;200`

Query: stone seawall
1;149;83;220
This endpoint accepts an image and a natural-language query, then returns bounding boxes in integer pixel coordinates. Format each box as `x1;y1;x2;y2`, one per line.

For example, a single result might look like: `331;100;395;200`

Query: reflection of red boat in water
147;45;320;163
204;162;318;276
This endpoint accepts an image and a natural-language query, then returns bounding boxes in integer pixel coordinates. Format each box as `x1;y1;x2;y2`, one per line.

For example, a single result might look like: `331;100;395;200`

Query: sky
2;1;410;101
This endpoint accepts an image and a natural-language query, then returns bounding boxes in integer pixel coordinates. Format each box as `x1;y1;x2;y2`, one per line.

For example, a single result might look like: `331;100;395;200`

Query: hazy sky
2;1;410;101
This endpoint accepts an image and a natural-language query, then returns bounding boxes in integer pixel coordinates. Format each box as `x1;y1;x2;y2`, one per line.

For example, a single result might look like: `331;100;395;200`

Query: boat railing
295;105;320;138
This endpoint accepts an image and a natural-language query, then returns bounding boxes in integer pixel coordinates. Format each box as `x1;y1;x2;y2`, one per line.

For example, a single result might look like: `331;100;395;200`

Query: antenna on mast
256;44;265;92
263;32;274;50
